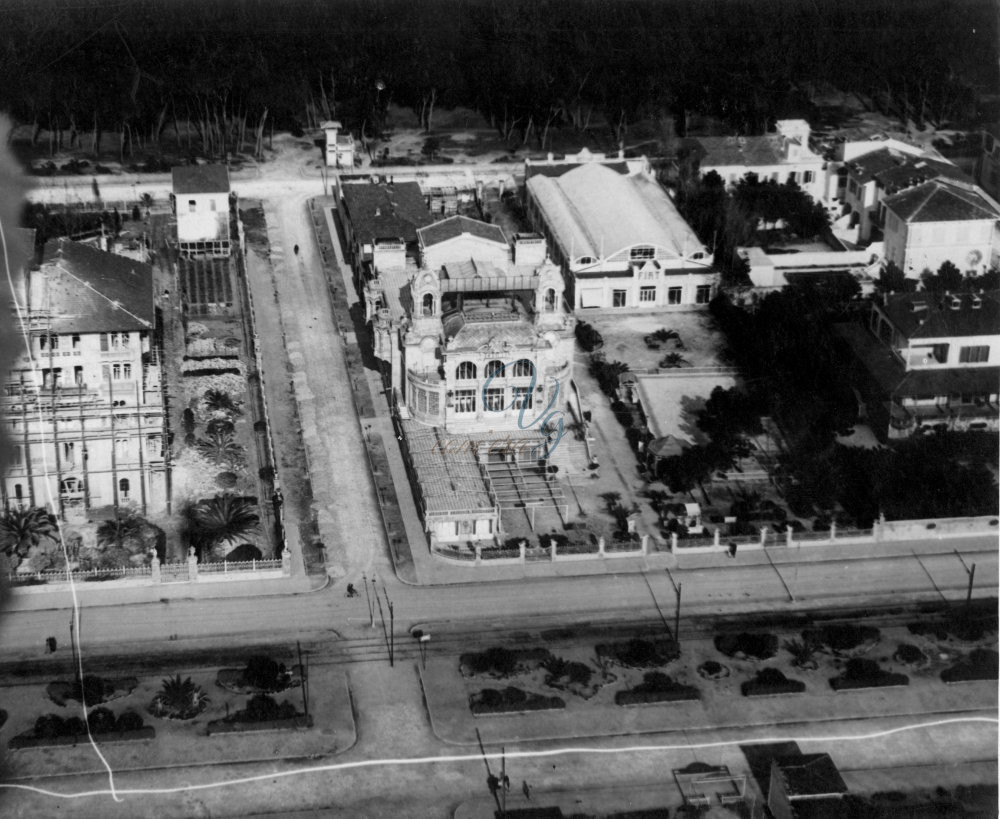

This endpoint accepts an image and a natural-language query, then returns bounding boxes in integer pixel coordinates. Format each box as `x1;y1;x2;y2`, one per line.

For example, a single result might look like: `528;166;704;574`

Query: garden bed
47;676;138;707
216;657;301;694
803;624;880;655
595;638;678;669
460;647;553;678
10;726;155;749
11;708;151;749
469;686;565;715
206;715;312;735
829;659;908;691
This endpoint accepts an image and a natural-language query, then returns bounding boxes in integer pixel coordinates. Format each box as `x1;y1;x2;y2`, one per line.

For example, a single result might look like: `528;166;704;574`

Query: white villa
171;165;231;257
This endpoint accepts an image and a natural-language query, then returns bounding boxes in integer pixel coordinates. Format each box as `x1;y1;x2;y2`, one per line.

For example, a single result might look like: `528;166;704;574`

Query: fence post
598;536;606;557
281;547;292;576
475;544;482;566
187;547;198;581
786;527;793;547
671;532;678;551
760;527;768;547
829;521;836;543
713;528;720;546
640;534;649;555
550;538;557;561
519;540;526;565
151;554;161;584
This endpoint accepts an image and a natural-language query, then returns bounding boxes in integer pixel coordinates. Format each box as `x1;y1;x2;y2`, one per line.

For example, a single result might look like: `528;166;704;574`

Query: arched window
422;293;435;316
14;484;23;500
485;360;504;379
119;478;130;494
456;361;477;380
630;246;655;261
60;477;81;494
512;359;534;378
544;288;556;312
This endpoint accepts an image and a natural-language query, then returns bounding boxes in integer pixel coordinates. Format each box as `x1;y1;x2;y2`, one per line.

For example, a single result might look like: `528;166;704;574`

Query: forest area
0;0;996;162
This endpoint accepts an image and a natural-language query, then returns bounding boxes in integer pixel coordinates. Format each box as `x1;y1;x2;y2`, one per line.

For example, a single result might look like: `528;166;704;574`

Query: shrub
469;686;565;714
830;658;909;691
575;321;604;352
259;466;275;481
596;638;678;668
244;656;283;691
182;408;196;435
87;707;117;734
893;644;926;665
714;632;778;660
805;624;880;654
116;710;145;732
63;716;88;737
34;714;65;739
215;471;238;489
463;647;520;677
207;418;235;436
542;657;593;687
741;667;806;697
245;694;281;722
615;672;699;705
941;649;999;684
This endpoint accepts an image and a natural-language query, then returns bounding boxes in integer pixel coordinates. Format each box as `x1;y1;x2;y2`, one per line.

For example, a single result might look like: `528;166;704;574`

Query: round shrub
215;471;238;489
244;656;283;691
207;418;235;436
63;716;87;737
893;644;926;665
116;710;145;732
87;707;117;734
34;714;65;739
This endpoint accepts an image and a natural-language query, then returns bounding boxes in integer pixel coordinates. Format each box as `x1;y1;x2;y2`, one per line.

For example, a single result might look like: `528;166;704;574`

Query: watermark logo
480;360;566;459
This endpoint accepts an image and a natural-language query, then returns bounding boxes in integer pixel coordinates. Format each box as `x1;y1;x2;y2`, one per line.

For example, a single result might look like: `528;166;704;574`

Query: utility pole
362;571;374;628
388;599;395;667
966;563;976;609
674;581;682;648
297;641;309;723
475;728;503;817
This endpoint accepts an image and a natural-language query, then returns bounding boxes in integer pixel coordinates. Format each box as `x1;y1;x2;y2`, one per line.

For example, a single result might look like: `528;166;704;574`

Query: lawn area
579;311;729;372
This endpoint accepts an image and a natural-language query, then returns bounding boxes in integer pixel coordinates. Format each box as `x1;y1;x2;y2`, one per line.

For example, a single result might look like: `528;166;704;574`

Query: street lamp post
362;572;374;628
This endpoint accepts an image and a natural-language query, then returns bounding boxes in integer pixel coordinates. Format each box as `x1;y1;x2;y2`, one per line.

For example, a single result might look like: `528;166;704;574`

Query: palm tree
659;352;690;369
149;675;209;719
196;430;245;467
203;389;242;416
191;495;259;554
0;507;57;564
96;511;145;551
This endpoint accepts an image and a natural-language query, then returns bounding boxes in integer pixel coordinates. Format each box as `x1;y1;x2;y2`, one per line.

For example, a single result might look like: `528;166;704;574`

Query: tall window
544;288;556;312
484;388;505;412
146;435;161;457
512;359;534;378
11;446;22;467
639;286;656;303
803;170;814;183
512;387;533;410
630;246;655;261
188;199;197;213
959;345;990;363
612;290;627;307
119;478;130;500
209;199;217;212
485;360;504;379
74;366;84;385
695;285;712;304
667;287;682;305
456;361;477;380
116;438;130;458
62;442;75;465
14;484;23;500
71;334;81;349
422;293;434;316
60;477;81;494
453;389;476;413
39;334;58;351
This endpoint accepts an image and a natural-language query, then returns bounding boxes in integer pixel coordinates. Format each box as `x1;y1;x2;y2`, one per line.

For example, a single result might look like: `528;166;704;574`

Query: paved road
0;541;994;657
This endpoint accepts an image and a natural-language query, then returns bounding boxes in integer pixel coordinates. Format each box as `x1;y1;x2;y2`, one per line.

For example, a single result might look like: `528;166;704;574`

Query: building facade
693;119;827;201
882;179;1000;277
974;124;1000;199
171;164;232;257
2;239;169;521
321;120;355;169
525;158;714;311
838;290;1000;439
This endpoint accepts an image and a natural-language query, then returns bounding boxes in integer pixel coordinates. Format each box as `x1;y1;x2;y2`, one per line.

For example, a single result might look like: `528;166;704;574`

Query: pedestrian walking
45;636;57;653
522;780;530;799
293;244;299;256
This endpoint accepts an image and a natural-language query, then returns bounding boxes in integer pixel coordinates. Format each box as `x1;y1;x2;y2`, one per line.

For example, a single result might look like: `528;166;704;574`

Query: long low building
525;155;716;311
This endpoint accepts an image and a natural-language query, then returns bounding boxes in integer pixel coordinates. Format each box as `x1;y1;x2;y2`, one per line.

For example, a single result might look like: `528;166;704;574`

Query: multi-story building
838;290;1000;439
2;238;169;521
691;119;827;201
171;164;232;257
838;142;968;244
882;179;1000;277
525;153;714;311
321;120;356;169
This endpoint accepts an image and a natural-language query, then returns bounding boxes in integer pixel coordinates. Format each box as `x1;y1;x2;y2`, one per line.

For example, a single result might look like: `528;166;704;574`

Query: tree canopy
0;0;995;157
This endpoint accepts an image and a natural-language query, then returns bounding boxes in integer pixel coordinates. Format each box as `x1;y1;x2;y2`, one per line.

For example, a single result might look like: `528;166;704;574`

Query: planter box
206;715;312;735
741;680;806;697
829;675;909;692
9;726;155;750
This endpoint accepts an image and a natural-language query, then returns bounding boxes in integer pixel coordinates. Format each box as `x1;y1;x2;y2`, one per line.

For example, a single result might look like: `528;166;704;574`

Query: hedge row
469;686;565;715
741;668;806;697
182;368;241;377
941;650;999;684
206;715;312;735
10;726;155;749
615;686;699;706
714;632;778;660
830;659;909;691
